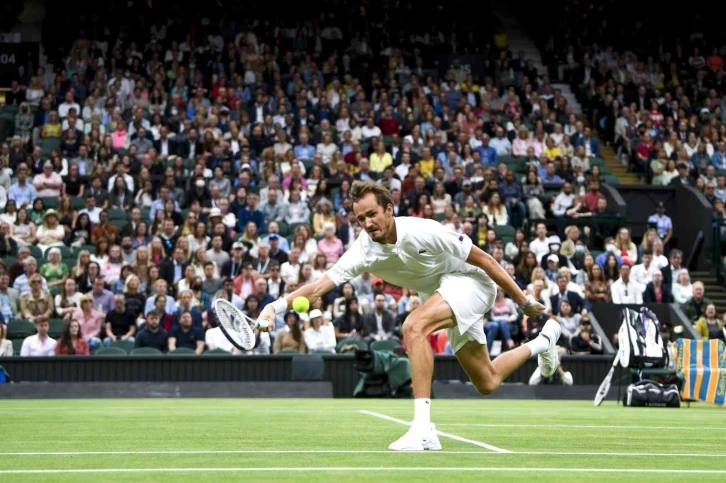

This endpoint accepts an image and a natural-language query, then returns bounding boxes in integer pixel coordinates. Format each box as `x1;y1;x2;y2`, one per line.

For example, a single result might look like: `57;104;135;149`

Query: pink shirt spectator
511;138;531;156
72;308;105;339
281;175;307;190
112;129;128;149
317;237;344;263
103;261;122;285
33;172;63;198
531;139;546;157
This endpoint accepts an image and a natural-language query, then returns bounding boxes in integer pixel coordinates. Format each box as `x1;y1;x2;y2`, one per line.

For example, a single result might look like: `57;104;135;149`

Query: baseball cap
240;163;252;171
677;162;688;170
547;254;559;263
309;309;323;319
268;234;279;240
209;208;222;218
462;179;472;186
232;242;245;250
372;277;384;286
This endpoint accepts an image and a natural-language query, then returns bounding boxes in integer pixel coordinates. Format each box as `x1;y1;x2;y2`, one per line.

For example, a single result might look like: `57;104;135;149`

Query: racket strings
215;301;255;350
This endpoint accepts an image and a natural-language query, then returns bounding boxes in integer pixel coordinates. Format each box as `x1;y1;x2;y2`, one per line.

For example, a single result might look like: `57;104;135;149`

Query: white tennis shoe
538;319;561;378
388;423;442;451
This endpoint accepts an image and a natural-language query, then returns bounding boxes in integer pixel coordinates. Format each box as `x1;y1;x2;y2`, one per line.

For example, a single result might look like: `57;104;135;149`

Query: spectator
104;294;137;346
19;274;54;320
54;319;90;356
485;288;517;352
0;323;12;356
0;273;20;321
647;203;673;247
72;293;104;350
694;305;725;341
19;316;56;356
672;270;693;305
135;311;169;353
361;294;397;342
643;271;673;304
303;309;336;353
273;311;307;354
570;319;604;355
660;249;684;288
682;282;712;322
610;264;645;304
168;311;204;354
630;250;657;287
317;222;344;264
549;274;585;315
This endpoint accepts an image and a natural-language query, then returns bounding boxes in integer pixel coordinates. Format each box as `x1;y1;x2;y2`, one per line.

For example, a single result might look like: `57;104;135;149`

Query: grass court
0;398;723;482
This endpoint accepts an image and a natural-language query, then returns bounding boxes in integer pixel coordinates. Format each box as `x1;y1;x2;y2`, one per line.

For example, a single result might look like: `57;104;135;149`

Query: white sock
412;398;431;427
524;334;549;356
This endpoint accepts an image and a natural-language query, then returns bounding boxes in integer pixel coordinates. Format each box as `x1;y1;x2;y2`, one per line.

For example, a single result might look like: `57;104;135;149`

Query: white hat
223;212;236;229
309;309;323;319
547;254;559;263
209;208;222;218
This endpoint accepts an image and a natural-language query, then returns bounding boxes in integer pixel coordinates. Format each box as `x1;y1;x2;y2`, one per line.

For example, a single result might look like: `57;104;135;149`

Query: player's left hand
522;296;546;317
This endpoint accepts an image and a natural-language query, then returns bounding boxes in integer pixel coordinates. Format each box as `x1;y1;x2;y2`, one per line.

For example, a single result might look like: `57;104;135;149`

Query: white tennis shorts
435;272;496;353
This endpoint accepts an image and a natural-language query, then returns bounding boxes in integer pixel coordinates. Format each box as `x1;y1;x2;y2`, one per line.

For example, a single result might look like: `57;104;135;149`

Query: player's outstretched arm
257;274;337;327
466;245;545;317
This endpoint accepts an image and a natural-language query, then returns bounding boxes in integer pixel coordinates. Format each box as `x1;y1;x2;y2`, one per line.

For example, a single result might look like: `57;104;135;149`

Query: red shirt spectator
583;183;604;212
55;337;89;355
378;116;400;136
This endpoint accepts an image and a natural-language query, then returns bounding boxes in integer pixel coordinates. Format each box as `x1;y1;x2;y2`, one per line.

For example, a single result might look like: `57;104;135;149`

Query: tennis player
258;180;558;451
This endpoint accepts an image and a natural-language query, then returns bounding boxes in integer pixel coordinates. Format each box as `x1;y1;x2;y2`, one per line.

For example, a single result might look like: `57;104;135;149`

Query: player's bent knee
401;315;438;340
401;317;423;340
471;374;501;396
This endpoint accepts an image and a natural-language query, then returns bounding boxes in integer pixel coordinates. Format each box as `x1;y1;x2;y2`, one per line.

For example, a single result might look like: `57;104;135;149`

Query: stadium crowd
539;0;726;338
0;0;723;364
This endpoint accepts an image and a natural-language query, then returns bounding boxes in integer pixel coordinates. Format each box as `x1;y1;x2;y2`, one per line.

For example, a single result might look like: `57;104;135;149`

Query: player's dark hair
350;180;394;210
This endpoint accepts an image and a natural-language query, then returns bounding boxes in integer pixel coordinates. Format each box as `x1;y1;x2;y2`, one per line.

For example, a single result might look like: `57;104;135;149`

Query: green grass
0;399;723;482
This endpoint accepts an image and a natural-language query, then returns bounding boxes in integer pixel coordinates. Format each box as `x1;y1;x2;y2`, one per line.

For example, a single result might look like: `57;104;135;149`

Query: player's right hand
257;306;276;332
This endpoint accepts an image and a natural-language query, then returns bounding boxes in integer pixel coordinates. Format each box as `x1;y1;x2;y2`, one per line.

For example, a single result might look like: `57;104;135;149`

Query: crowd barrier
0;354;615;398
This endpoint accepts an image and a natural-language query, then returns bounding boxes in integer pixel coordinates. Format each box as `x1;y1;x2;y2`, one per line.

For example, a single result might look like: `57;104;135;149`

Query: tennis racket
593;352;620;406
212;298;268;351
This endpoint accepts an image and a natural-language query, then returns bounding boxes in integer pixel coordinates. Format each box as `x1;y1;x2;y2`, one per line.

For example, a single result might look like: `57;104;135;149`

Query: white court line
360;410;513;453
2;449;725;458
437;423;726;431
1;468;725;475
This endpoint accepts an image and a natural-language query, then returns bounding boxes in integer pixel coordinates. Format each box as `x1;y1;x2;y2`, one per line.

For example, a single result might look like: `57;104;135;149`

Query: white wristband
272;298;288;316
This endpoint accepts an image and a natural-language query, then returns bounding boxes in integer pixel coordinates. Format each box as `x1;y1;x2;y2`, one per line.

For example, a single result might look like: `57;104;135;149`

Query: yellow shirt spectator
418;158;435;179
369;151;393;173
543;146;561;160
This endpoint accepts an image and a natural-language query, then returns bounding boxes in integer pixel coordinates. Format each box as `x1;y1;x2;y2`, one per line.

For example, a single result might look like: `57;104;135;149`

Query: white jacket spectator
610;265;645;304
303;310;336;352
552;184;575;217
630;252;658;286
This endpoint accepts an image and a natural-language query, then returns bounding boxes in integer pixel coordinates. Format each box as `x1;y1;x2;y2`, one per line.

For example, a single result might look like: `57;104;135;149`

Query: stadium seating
0;0;722;364
95;346;127;356
108;339;135;354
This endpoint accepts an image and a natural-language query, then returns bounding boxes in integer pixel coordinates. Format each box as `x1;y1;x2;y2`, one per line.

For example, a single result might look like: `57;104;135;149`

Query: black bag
624;379;680;407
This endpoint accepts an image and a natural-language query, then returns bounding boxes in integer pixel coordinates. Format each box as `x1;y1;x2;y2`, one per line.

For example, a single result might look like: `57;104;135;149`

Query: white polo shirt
20;334;56;357
326;217;495;299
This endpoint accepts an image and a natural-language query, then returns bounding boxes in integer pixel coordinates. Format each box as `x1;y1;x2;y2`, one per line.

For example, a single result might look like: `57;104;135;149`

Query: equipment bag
618;308;667;369
624;379;681;408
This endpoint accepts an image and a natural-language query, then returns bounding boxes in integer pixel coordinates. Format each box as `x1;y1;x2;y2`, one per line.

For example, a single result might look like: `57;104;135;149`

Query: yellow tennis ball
292;297;310;313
